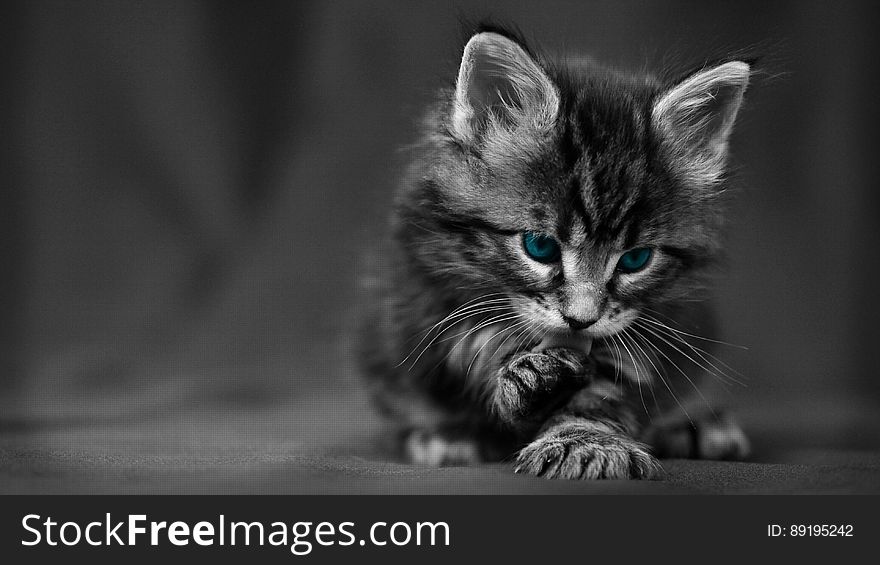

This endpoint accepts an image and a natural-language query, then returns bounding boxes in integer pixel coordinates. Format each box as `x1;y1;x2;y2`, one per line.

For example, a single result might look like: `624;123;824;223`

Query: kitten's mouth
535;331;593;355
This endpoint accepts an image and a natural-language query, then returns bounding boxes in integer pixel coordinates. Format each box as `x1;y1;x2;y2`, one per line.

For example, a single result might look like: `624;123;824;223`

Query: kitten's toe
643;414;751;460
514;423;660;480
404;429;482;466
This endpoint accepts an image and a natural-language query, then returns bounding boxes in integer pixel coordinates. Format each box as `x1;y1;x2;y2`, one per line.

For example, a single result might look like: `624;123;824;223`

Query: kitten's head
405;30;749;339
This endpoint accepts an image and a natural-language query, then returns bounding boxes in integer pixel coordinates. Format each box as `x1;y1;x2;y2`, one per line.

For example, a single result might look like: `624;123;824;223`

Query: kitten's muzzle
562;315;598;331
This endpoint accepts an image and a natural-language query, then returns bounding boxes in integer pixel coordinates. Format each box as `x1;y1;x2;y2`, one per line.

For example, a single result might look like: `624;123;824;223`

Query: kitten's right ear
451;32;559;144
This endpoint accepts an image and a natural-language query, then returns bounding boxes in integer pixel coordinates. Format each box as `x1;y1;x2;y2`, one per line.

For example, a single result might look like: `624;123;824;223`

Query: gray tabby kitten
360;26;752;479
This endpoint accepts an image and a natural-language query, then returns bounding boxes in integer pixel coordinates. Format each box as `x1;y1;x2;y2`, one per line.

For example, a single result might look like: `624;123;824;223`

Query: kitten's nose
562;315;598;331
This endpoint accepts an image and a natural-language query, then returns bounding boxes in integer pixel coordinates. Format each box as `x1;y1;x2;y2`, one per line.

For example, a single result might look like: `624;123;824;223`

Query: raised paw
642;413;750;460
492;347;590;425
514;422;660;480
403;429;482;467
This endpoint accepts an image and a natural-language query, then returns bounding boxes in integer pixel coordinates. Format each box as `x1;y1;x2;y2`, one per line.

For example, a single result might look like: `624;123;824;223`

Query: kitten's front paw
514;422;660;480
493;347;589;425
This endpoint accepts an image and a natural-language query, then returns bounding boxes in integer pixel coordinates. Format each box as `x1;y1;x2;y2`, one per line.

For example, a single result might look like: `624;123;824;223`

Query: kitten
360;26;752;479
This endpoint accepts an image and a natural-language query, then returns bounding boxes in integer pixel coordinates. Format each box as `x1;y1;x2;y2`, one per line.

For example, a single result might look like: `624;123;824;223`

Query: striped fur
359;27;751;479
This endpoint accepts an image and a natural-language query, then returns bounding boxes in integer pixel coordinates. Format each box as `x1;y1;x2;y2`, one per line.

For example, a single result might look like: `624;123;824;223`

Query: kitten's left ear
652;61;750;185
451;32;559;143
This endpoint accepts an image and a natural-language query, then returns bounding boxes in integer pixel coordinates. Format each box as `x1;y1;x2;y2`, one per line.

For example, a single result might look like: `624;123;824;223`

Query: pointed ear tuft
451;32;559;143
652;61;750;185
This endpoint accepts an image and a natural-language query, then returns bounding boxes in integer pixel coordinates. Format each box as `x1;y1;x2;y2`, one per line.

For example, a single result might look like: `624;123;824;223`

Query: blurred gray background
1;0;879;493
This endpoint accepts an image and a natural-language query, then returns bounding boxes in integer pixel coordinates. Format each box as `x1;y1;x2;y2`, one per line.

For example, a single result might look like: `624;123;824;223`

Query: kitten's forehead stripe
558;173;593;244
553;90;652;246
554;112;590;239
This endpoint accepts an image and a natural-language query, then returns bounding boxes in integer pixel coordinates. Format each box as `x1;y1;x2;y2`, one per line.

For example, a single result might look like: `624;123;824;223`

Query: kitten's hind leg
402;428;482;466
641;411;751;460
401;424;521;466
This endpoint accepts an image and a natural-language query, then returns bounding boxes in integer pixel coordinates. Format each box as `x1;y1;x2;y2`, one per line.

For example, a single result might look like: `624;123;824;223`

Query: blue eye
522;232;561;263
617;247;652;273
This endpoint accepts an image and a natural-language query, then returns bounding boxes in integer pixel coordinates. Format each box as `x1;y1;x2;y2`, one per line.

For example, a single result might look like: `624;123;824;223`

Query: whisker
434;310;517;345
620;330;656;416
401;295;508;346
405;309;516;371
620;329;661;414
640;310;748;350
634;320;744;388
466;318;530;378
435;313;524;375
637;318;745;385
510;318;543;354
620;327;693;426
629;325;714;421
615;330;645;396
490;319;535;364
604;335;623;383
445;313;523;360
522;318;550;351
637;313;748;385
396;295;511;367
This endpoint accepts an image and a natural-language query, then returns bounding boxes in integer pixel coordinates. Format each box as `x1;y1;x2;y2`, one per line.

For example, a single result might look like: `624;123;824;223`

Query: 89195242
767;525;854;537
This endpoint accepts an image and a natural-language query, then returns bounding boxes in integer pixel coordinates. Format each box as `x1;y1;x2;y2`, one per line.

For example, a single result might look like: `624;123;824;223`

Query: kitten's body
360;27;751;479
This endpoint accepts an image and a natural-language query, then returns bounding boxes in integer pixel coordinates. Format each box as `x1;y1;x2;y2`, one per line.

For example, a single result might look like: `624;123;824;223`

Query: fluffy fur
360;26;752;479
